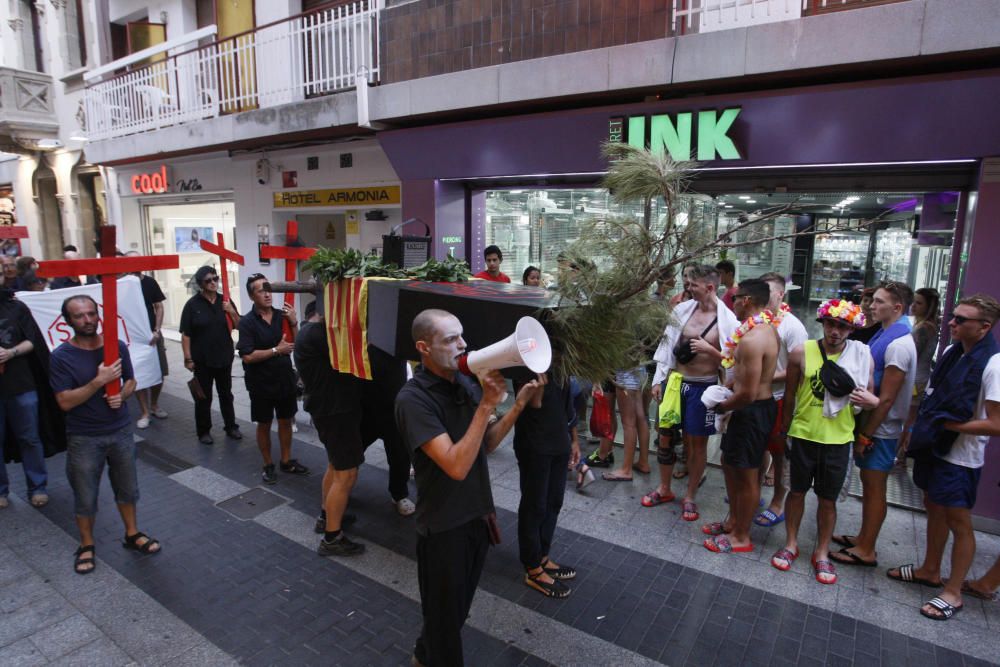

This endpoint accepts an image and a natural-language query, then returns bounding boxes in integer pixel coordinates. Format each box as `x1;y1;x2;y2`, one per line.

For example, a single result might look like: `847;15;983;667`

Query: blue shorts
856;437;897;472
681;381;716;437
912;453;982;509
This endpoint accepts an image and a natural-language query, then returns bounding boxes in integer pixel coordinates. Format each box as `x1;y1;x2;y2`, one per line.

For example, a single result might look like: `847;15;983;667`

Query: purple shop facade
378;68;1000;530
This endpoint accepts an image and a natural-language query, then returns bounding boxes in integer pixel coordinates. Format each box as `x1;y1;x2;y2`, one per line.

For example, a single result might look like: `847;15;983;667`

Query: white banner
17;275;163;391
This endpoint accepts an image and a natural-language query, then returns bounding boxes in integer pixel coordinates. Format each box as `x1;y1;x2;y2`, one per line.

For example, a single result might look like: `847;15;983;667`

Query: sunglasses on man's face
951;314;987;325
202;276;219;283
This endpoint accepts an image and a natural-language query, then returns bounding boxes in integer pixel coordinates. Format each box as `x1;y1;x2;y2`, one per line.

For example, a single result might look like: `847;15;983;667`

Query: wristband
184;358;193;362
272;347;278;357
857;433;873;446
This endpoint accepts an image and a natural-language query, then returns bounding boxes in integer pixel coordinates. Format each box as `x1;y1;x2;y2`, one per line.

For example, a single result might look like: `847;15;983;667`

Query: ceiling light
746;200;756;204
738;195;750;200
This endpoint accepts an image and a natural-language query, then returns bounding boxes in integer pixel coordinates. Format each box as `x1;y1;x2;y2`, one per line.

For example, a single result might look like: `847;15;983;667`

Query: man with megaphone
395;309;546;667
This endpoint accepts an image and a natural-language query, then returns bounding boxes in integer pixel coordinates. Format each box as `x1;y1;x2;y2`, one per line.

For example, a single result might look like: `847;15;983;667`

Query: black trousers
414;519;489;667
515;448;570;570
381;427;412;501
193;364;237;436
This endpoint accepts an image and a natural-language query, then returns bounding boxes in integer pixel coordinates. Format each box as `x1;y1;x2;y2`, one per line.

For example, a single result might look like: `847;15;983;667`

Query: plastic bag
589;392;615;440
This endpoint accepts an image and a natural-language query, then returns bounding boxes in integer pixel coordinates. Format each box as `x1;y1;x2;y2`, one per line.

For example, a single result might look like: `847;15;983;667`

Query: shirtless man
703;279;779;553
650;264;739;522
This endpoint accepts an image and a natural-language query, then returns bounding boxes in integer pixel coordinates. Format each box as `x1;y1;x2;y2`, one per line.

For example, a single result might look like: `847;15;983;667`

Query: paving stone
47;637;133;667
0;593;76;646
27;613;105;661
0;638;47;667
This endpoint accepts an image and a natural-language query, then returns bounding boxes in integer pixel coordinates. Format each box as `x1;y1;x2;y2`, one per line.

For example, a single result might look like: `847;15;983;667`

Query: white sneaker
292;422;299;433
151;408;168;419
395;497;416;516
136;417;150;429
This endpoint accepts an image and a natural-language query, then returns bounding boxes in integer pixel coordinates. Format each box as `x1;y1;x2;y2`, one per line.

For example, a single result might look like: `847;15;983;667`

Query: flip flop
753;509;785;527
832;534;857;548
920;596;963;621
703;535;754;554
601;472;633;482
813;559;838;585
961;580;997;602
681;501;699;522
701;521;726;536
829;547;878;568
771;548;798;572
641;490;675;507
887;564;943;587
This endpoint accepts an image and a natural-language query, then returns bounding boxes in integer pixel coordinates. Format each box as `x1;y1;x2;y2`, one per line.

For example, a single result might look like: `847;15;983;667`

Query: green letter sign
614;107;742;161
697;108;742;160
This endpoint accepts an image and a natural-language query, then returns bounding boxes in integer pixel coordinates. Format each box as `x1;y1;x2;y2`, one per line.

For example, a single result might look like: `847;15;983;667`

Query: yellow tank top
787;340;855;445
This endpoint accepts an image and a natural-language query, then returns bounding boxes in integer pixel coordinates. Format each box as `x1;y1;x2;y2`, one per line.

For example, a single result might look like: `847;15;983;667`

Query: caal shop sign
610;107;743;161
273;186;401;208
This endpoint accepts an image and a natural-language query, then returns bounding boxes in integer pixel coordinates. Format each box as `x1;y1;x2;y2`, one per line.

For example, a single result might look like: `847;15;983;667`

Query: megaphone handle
475;370;508;404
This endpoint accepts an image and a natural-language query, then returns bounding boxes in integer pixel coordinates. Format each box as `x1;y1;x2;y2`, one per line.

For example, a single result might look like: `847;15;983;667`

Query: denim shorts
65;426;139;517
855;437;897;473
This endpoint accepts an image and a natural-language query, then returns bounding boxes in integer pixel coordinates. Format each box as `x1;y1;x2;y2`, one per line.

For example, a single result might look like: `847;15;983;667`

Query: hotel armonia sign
273;186;401;208
610;107;743;161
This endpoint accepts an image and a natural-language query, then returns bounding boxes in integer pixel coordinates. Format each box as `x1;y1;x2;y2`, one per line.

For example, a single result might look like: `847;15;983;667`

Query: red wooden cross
259;220;315;341
36;226;179;396
199;232;245;331
0;226;29;239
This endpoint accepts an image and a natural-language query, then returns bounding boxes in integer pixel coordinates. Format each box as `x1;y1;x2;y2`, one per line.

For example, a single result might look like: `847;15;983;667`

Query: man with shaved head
396;308;542;667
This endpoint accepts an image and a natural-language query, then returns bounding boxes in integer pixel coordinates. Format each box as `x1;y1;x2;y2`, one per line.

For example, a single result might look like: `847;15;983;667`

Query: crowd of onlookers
3;241;999;667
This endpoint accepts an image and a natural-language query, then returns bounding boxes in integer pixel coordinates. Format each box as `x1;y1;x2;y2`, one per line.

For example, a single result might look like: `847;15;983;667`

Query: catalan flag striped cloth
324;277;375;380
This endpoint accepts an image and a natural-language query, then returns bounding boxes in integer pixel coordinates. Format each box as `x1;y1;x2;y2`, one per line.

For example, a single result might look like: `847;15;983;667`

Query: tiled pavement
2;338;999;666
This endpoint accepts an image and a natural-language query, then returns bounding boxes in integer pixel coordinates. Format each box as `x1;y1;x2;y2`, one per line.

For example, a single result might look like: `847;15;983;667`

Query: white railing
673;0;905;34
83;2;379;141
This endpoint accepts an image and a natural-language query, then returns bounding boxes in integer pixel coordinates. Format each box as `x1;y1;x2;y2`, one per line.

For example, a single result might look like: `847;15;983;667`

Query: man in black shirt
179;266;242;444
49;248;99;290
126;252;168;430
395;308;542;667
295;301;365;556
237;274;309;485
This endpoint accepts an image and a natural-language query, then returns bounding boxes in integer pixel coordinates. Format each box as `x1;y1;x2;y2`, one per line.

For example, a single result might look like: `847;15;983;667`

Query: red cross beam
199;232;245;331
37;226;179;396
259;220;315;342
0;226;29;239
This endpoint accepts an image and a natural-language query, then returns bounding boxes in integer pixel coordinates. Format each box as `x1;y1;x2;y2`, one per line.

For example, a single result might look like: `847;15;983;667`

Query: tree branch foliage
548;141;885;381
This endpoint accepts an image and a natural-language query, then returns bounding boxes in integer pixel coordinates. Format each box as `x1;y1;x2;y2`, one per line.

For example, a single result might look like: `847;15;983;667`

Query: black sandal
541;558;577;580
74;545;96;575
123;531;161;555
525;570;571;598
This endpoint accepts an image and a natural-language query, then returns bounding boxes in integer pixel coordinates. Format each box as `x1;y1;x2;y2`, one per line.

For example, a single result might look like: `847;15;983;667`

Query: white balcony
83;1;380;141
673;0;908;34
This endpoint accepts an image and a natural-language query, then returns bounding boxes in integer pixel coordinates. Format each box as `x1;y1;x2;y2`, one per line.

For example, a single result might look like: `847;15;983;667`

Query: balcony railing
83;1;379;141
673;0;908;34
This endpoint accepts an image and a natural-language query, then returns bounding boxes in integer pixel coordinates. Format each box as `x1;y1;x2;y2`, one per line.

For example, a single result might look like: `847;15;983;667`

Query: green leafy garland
304;247;471;284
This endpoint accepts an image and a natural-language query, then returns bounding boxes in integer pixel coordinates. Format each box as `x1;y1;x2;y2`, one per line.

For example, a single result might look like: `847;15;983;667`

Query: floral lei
721;306;786;369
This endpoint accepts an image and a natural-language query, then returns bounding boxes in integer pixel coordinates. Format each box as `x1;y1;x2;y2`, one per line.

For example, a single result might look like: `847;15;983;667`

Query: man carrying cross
50;294;161;574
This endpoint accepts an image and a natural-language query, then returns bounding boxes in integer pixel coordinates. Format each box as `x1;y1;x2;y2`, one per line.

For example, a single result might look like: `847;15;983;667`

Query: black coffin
366;280;561;361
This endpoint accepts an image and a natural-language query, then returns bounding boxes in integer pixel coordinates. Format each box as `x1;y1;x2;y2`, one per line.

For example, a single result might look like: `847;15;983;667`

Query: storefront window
483;188;717;285
714;191;958;324
144;201;239;329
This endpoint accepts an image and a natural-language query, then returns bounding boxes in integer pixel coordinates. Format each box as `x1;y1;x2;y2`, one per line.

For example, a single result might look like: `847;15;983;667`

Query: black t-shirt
179;293;234;368
294;320;361;416
49;276;99;290
237;307;296;398
138;275;166;330
0;299;36;398
513;377;576;456
395;366;494;536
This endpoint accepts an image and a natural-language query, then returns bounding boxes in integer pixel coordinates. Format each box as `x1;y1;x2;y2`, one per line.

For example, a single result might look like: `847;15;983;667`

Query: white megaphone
458;317;552;398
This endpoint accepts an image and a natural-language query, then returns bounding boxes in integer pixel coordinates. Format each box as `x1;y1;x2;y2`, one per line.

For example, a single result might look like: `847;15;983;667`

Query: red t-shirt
722;285;738;310
473;270;511;283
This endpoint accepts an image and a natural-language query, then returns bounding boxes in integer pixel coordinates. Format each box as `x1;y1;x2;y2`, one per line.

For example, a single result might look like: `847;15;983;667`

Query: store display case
809;229;869;302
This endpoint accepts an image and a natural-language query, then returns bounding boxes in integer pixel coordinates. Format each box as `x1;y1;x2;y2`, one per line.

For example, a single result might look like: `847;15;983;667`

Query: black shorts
314;414;365;471
788;438;851;501
720;398;777;469
249;393;297;423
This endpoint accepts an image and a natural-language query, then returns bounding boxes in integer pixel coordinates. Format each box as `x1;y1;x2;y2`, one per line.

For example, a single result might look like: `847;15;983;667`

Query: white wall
108;0;198;39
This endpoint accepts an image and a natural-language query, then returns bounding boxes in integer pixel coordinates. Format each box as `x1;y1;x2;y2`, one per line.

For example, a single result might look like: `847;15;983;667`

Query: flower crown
816;298;866;328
